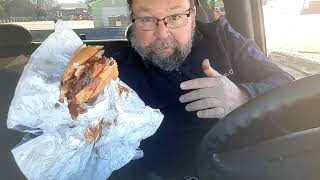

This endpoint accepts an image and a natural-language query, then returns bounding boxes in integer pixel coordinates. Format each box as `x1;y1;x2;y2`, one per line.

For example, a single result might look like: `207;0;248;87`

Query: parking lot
5;20;94;30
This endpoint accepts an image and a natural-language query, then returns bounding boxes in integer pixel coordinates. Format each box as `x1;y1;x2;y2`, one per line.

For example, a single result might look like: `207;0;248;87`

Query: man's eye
169;15;182;21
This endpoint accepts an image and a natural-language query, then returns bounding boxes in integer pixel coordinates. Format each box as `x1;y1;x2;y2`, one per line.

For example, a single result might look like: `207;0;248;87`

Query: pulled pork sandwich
59;45;119;119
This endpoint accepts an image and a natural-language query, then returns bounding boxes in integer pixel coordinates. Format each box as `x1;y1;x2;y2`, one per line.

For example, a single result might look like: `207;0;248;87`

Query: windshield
0;0;130;41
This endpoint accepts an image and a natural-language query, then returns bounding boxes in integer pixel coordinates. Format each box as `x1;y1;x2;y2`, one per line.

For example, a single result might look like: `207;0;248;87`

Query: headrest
196;5;210;23
0;24;32;46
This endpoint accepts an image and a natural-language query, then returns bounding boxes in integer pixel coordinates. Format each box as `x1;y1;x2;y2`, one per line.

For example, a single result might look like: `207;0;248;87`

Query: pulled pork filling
61;56;112;119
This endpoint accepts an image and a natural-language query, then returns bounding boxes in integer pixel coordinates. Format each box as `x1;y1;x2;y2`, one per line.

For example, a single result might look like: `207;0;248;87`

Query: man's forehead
132;0;190;13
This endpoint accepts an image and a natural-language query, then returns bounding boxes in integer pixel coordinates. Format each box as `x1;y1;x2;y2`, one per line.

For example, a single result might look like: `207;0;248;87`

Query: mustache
147;40;179;51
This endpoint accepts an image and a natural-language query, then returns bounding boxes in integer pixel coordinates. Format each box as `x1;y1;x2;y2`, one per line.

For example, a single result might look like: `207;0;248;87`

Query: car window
206;0;225;21
263;0;320;75
0;0;130;42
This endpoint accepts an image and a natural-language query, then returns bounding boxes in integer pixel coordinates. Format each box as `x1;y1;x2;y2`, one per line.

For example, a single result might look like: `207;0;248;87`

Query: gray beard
130;27;195;71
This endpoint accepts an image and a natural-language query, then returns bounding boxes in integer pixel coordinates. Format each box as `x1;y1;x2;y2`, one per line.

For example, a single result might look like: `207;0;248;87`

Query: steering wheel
197;73;320;180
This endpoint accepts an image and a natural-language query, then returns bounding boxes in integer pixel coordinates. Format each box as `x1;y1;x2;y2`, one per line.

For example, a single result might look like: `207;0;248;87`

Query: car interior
1;0;320;179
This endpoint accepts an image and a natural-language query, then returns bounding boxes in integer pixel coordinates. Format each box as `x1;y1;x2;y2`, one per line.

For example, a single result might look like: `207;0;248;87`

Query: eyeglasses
132;8;192;31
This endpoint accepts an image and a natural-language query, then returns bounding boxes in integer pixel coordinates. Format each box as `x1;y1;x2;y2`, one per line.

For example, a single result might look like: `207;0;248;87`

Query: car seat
0;69;26;179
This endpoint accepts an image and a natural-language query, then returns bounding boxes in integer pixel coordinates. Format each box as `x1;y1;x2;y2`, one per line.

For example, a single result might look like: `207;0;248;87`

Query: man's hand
179;59;249;119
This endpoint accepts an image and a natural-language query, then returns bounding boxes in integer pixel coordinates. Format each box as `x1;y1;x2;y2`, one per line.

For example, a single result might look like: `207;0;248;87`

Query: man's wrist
239;89;250;104
238;83;255;99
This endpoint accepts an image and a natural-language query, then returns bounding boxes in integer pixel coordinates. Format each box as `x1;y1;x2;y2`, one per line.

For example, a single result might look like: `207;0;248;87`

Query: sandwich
58;45;119;119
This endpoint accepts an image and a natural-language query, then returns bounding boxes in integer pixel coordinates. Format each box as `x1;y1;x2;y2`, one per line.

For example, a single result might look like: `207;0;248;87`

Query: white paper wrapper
7;21;163;180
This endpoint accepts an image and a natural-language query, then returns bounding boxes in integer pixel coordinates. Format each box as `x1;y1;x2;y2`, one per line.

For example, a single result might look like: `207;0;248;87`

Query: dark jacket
108;18;293;178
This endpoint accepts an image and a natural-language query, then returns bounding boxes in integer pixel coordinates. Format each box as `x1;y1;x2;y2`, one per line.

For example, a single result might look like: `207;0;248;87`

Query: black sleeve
217;17;294;98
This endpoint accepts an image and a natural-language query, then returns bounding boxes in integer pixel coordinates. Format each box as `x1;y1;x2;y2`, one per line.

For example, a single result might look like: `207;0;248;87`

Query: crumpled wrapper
7;21;163;180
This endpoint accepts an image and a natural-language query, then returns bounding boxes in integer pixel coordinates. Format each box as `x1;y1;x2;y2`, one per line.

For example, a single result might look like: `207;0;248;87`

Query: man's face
130;0;196;71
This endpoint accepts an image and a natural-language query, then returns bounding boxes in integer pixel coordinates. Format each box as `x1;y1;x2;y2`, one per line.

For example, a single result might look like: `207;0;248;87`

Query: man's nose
154;21;170;39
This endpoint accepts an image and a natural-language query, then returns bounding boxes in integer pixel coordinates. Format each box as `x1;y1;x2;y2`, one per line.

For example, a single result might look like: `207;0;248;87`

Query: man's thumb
202;59;220;77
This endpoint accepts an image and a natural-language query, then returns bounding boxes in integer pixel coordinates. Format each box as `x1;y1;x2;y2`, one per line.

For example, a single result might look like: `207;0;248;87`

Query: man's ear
192;6;197;16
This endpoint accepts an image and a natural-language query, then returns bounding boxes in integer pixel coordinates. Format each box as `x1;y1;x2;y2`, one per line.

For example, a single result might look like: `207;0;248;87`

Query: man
108;0;293;179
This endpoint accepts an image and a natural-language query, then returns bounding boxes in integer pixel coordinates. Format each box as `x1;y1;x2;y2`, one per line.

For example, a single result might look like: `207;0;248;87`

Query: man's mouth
155;47;174;54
